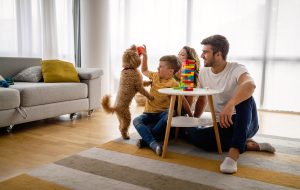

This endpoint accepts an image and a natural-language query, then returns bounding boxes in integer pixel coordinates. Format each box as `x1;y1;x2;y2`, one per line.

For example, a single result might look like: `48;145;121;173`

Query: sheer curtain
0;0;74;63
109;0;300;112
109;0;188;92
263;0;300;112
189;0;267;106
109;0;264;103
1;0;299;112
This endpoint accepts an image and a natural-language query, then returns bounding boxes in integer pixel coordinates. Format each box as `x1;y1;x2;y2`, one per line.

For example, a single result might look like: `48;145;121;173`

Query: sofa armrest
77;68;103;110
77;68;103;80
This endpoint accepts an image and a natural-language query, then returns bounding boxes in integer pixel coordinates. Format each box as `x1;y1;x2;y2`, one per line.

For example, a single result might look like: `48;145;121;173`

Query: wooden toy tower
180;59;196;91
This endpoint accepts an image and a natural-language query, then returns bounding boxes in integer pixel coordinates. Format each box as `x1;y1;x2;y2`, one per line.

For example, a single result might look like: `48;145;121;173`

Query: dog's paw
121;131;130;140
149;95;154;101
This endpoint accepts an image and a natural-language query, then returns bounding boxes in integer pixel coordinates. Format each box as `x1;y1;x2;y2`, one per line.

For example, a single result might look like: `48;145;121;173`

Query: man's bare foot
246;139;275;153
246;139;260;151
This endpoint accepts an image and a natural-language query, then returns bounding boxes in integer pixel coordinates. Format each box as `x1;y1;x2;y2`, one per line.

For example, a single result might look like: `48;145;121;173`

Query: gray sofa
0;57;103;132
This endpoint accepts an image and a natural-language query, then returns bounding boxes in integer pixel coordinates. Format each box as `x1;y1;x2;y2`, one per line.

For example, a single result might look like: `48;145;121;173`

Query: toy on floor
101;45;154;139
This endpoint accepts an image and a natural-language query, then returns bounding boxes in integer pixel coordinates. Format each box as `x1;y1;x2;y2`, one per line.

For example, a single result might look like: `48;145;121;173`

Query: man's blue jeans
180;96;259;153
133;109;176;145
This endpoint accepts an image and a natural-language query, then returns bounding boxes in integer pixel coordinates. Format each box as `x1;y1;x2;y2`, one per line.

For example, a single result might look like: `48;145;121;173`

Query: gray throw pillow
13;66;43;82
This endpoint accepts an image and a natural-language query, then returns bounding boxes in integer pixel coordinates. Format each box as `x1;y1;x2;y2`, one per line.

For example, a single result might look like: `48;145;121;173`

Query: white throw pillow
13;66;43;82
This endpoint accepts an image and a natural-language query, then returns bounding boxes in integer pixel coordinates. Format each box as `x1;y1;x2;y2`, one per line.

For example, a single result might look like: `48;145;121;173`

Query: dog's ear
122;49;141;69
129;45;137;51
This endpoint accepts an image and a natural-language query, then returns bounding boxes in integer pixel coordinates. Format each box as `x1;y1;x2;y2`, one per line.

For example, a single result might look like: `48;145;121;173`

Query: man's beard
203;58;215;67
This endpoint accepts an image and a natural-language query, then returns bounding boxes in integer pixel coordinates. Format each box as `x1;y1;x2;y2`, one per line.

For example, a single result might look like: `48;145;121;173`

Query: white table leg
162;95;176;158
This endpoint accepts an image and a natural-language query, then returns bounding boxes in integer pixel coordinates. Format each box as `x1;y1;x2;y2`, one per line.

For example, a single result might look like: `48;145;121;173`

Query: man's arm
141;45;150;78
219;73;256;128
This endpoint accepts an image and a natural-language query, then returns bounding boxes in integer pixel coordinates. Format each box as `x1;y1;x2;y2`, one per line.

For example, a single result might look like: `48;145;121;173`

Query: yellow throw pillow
42;60;80;82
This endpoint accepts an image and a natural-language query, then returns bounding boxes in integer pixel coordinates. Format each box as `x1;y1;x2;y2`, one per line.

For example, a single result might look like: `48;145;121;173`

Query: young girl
177;46;201;106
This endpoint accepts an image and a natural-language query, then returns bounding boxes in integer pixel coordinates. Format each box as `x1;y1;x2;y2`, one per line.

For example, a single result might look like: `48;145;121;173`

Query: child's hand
141;44;147;56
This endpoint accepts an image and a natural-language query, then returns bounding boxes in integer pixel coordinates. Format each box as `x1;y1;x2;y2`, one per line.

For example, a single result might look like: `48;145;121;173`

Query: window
109;0;300;112
0;0;74;63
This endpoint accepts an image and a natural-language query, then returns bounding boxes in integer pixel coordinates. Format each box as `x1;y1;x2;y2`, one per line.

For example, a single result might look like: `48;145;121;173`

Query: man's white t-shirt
198;62;248;121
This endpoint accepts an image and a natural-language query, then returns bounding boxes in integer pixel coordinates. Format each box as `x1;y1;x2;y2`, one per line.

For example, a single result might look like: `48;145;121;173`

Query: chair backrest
0;57;42;78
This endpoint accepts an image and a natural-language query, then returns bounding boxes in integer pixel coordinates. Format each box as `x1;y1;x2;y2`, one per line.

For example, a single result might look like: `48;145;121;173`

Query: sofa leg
6;125;14;133
88;109;94;117
70;113;77;120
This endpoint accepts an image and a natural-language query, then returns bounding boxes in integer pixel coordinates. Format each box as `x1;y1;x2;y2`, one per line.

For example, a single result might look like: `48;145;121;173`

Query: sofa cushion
42;60;80;83
11;82;88;107
13;66;43;82
0;88;20;110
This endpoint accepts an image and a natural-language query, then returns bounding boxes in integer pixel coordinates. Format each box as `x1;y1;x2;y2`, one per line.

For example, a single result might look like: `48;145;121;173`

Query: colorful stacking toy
180;59;196;91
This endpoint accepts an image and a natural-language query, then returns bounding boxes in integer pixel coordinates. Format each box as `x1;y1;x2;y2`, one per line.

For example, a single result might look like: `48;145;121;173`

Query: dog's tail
101;95;115;113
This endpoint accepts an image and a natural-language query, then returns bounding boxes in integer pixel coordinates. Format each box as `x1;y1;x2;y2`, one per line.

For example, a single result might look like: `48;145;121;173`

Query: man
180;35;275;174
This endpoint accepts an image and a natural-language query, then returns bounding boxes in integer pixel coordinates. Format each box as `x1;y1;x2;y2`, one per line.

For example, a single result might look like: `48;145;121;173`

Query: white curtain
0;0;74;63
1;0;300;112
109;0;265;103
109;0;300;112
263;0;300;111
109;0;188;93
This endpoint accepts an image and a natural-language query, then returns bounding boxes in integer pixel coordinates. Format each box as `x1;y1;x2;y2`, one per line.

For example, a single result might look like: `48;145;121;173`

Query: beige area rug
0;133;299;190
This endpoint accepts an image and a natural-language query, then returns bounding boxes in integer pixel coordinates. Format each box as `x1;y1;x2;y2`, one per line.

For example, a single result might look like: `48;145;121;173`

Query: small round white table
158;88;222;158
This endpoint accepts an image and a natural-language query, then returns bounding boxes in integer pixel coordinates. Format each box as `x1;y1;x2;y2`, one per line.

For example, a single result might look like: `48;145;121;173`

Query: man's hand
218;101;234;128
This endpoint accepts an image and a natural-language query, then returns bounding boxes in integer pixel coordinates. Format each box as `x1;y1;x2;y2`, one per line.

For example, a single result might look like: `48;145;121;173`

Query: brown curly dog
101;45;154;139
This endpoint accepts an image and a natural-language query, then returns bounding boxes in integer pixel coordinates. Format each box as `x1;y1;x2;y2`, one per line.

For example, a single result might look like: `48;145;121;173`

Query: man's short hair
160;55;181;74
201;35;229;60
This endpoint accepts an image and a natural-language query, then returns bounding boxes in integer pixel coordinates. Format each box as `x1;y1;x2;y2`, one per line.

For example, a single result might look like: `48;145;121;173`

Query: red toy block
137;46;144;55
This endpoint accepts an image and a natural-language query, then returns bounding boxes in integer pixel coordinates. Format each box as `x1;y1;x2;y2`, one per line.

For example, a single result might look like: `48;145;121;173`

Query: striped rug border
0;136;298;190
98;141;300;189
55;155;221;190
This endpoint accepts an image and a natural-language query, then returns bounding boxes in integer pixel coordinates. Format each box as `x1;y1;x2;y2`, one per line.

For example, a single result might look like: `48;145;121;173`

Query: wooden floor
0;104;299;181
